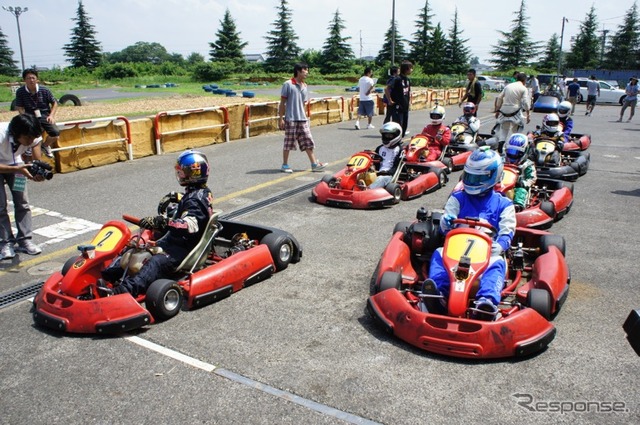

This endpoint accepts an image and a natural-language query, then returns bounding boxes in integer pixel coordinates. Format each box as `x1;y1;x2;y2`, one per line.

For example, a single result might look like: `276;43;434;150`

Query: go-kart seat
175;210;223;273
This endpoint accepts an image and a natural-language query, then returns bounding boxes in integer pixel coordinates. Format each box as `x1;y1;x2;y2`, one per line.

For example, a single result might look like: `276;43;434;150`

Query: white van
565;78;627;105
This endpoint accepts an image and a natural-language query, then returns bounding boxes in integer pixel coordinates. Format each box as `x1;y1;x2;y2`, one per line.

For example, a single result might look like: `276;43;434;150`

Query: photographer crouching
0;114;53;260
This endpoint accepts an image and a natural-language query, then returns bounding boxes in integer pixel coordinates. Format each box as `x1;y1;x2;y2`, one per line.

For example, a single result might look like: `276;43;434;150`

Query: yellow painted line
0;159;347;278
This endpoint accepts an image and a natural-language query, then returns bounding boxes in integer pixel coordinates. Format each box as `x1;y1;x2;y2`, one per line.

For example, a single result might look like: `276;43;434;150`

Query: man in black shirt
459;68;483;116
387;61;413;137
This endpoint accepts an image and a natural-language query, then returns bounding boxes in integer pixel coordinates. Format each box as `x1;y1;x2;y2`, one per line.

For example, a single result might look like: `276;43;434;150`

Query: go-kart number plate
502;168;518;186
536;140;555;153
90;226;124;252
451;123;466;134
347;155;371;172
410;136;428;149
445;233;490;264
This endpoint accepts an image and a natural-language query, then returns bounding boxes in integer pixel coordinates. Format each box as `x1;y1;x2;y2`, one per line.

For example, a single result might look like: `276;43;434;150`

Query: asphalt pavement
1;102;639;424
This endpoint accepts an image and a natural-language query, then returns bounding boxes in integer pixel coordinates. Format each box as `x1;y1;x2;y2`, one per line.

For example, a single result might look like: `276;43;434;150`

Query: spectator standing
494;72;531;153
566;78;581;115
355;67;376;130
458;68;483;116
528;75;540;104
383;66;399;124
557;75;567;99
585;75;600;116
617;76;638;122
15;69;59;159
0;114;46;260
278;63;327;174
387;60;413;137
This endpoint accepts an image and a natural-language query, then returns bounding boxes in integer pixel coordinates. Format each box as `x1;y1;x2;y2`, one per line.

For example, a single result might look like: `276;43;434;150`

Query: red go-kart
404;134;468;174
33;211;302;334
562;132;591;152
367;210;570;359
312;149;447;209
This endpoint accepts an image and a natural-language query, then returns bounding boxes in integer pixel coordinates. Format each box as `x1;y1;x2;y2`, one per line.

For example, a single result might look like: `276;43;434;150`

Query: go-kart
404;134;469;173
367;209;570;359
531;135;589;181
32;210;302;334
532;90;562;113
311;149;447;209
562;133;591;152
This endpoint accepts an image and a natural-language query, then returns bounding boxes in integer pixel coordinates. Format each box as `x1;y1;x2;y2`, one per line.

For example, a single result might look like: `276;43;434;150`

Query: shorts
586;95;597;106
283;120;315;151
357;100;375;117
623;98;637;109
38;117;60;137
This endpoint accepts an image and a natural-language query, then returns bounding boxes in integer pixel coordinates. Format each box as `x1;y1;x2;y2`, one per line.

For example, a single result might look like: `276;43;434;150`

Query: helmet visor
545;119;559;127
463;171;492;186
505;148;522;163
430;113;443;120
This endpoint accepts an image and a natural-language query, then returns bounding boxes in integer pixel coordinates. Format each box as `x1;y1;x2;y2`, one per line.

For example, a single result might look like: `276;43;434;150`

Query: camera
28;160;54;180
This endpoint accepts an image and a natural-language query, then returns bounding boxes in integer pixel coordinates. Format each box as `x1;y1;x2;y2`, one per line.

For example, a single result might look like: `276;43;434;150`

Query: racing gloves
138;215;168;231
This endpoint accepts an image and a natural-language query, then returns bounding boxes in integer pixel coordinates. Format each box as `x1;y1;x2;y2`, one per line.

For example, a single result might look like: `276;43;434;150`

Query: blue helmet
175;150;210;186
462;147;503;195
505;133;530;165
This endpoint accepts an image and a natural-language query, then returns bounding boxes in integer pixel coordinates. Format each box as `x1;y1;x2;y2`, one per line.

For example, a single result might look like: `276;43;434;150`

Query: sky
0;0;628;71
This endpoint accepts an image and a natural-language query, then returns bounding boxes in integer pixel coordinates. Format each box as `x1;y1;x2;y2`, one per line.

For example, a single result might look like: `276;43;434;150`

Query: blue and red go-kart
32;210;302;334
531;135;590;181
311;149;447;209
367;209;570;359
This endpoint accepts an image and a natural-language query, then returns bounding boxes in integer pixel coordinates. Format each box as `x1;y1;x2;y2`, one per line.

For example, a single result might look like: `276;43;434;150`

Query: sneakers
356;179;367;190
421;278;445;314
16;240;41;255
617;118;622;122
367;124;375;129
42;145;54;158
354;121;360;130
311;162;327;172
585;111;589;116
472;297;499;321
0;243;16;260
281;164;293;174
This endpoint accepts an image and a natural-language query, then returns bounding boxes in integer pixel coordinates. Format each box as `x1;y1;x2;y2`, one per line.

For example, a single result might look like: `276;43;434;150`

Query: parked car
566;78;627;104
477;75;505;92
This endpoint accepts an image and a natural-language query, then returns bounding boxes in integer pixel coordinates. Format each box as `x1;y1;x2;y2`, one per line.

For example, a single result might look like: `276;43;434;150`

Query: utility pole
557;17;568;77
2;6;28;72
391;0;396;66
359;30;362;59
600;29;609;67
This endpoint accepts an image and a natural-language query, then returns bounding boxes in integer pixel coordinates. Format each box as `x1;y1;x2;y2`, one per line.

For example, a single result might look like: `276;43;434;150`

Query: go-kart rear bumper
312;183;395;209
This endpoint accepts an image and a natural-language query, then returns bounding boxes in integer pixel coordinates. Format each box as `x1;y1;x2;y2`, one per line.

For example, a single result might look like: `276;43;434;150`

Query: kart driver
452;102;481;144
98;150;214;297
423;147;516;320
420;105;451;161
557;101;574;144
362;121;403;189
504;133;537;212
531;113;564;166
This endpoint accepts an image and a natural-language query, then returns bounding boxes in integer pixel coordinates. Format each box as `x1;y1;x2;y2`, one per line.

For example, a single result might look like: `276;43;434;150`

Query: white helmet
430;105;445;125
379;122;403;147
542;113;560;133
557;101;572;118
462;147;503;195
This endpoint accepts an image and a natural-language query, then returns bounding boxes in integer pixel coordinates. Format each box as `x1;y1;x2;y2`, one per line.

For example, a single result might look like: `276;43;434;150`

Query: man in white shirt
355;67;376;130
585;75;600;116
494;72;531;153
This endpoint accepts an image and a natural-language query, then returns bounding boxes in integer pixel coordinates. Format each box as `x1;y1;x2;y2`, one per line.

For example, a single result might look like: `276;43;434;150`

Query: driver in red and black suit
98;150;213;297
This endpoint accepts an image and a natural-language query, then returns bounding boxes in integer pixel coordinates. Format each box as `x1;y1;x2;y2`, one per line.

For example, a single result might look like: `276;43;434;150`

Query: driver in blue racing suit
98;150;214;297
424;147;516;320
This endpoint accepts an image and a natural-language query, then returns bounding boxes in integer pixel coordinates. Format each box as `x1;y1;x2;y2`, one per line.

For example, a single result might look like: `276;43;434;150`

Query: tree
376;19;406;66
264;0;301;73
537;34;561;72
444;9;470;74
105;42;177;64
422;23;447;74
409;0;434;71
299;49;322;69
0;26;18;77
187;52;205;65
63;1;102;69
489;0;540;70
209;9;247;70
604;2;640;70
565;6;600;69
319;10;354;74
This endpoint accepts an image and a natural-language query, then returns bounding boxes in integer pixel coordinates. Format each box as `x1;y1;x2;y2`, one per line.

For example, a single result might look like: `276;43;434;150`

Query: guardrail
55;116;133;160
153;106;229;154
243;101;280;139
306;96;344;122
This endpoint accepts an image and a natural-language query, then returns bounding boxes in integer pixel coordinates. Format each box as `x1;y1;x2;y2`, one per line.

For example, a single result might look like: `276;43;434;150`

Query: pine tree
489;0;540;70
320;10;354;75
63;1;102;69
264;0;301;73
209;9;248;70
376;19;406;66
0;26;19;77
537;34;561;72
444;9;470;74
409;0;434;71
603;2;640;70
422;23;447;74
565;6;600;69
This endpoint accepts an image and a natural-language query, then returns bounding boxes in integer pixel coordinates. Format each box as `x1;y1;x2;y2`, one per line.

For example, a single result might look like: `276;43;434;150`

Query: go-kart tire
527;288;551;320
261;232;294;271
146;279;183;322
561;181;574;194
540;201;555;219
540;234;566;256
59;94;82;106
393;221;411;235
379;271;402;292
369;260;381;295
385;182;402;204
61;256;79;276
441;157;453;174
435;168;447;187
321;174;334;184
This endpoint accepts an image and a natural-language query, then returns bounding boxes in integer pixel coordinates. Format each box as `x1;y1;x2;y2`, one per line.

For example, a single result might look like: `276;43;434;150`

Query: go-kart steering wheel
364;150;383;161
453;217;498;236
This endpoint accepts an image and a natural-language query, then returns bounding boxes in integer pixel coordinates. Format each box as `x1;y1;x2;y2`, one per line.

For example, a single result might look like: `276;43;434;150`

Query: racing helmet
380;122;403;147
557;101;572;118
462;147;503;195
542;113;560;133
462;102;476;115
175;150;210;186
505;133;530;165
430;105;446;125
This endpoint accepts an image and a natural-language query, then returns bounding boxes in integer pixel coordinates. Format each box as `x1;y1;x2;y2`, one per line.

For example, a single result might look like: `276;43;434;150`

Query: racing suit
512;159;537;209
369;144;402;189
105;185;213;296
452;114;480;144
420;123;451;161
559;117;573;144
495;81;530;152
429;190;516;305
